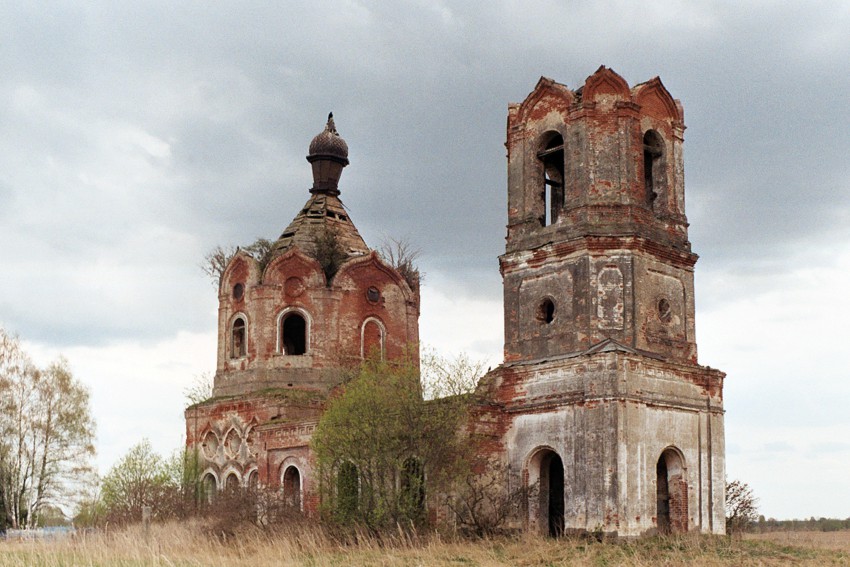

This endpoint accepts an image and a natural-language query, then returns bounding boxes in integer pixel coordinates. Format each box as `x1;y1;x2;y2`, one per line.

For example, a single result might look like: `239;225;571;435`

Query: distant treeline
755;516;850;532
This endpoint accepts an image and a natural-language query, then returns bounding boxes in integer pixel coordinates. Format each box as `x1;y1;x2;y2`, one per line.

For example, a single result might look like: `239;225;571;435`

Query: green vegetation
312;227;347;282
312;356;468;529
201;237;275;288
726;478;759;535
378;236;422;290
756;516;850;532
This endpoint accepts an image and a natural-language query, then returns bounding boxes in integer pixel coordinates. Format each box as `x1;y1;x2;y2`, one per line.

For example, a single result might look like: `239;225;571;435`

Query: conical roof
271;191;369;259
270;114;369;262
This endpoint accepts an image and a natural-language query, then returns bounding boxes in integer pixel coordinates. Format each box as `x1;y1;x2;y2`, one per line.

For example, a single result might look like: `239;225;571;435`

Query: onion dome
307;113;349;195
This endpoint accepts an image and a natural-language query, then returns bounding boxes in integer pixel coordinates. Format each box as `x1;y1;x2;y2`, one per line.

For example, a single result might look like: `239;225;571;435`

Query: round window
233;283;244;300
366;286;381;304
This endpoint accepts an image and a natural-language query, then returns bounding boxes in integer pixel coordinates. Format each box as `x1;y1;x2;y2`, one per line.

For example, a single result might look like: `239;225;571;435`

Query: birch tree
0;329;96;529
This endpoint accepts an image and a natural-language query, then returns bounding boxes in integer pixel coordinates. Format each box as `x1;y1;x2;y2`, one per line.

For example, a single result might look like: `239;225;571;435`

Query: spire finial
307;113;349;195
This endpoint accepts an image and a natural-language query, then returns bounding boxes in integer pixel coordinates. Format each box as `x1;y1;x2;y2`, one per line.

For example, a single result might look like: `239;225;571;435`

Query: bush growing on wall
312;356;470;530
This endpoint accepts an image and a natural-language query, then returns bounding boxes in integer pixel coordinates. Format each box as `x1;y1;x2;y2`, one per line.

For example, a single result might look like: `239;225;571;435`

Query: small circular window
366;286;381;304
537;298;555;324
233;283;244;300
657;298;672;323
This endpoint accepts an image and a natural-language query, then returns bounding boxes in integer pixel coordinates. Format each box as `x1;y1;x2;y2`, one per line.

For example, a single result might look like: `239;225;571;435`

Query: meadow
2;523;850;567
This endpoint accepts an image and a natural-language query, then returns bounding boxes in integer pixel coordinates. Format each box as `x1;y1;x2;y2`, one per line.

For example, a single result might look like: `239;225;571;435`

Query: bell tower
483;68;726;537
502;67;696;365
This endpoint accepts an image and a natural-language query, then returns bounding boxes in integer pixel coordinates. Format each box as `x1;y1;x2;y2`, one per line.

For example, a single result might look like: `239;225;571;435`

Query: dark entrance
282;465;301;509
656;456;671;533
281;313;307;355
539;451;564;537
656;448;687;534
546;453;565;536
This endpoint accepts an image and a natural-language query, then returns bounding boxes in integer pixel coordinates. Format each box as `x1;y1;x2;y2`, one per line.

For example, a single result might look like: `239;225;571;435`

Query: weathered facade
185;114;420;514
475;67;725;537
185;67;725;536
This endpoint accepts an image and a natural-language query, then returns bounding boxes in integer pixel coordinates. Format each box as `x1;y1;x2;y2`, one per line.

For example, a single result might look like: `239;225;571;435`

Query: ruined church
185;66;726;537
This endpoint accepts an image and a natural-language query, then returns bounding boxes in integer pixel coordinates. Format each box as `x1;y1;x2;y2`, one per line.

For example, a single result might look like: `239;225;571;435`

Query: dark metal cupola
307;113;349;195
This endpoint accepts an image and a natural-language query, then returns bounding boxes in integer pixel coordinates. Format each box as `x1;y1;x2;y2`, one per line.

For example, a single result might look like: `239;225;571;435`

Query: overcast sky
2;2;848;520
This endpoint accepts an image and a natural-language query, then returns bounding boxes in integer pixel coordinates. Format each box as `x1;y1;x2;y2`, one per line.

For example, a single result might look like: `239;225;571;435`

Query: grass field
2;523;849;566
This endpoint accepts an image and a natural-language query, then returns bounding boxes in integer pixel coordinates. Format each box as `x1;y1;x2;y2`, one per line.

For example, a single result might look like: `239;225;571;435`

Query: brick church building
185;66;726;537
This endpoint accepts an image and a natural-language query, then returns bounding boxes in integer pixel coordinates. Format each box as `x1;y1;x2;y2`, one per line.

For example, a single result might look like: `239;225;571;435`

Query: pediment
633;77;683;121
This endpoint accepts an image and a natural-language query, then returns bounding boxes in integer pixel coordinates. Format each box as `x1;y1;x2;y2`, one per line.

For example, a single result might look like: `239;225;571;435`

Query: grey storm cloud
3;1;850;519
1;1;849;345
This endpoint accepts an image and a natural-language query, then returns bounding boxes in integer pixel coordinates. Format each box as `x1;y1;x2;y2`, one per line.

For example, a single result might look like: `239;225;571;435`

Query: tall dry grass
747;529;850;552
2;523;849;566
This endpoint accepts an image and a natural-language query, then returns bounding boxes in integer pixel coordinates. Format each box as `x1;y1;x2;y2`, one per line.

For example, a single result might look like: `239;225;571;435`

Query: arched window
361;318;385;359
225;472;241;492
657;447;688;534
231;316;247;359
282;465;302;510
337;462;359;519
246;469;259;491
643;130;664;210
537;133;565;226
202;472;217;503
279;311;308;355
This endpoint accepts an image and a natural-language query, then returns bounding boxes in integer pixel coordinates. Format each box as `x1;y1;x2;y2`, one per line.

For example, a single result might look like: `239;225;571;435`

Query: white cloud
23;330;217;475
419;271;503;368
698;241;850;517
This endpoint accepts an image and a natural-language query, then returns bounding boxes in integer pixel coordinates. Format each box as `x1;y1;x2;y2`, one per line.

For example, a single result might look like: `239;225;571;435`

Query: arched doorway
527;448;565;537
656;448;687;534
282;465;301;509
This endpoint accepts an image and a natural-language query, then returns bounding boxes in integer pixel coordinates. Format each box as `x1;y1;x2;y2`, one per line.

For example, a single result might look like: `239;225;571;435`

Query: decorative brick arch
223;426;242;459
200;469;219;503
280;463;303;510
360;317;386;359
200;429;220;460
